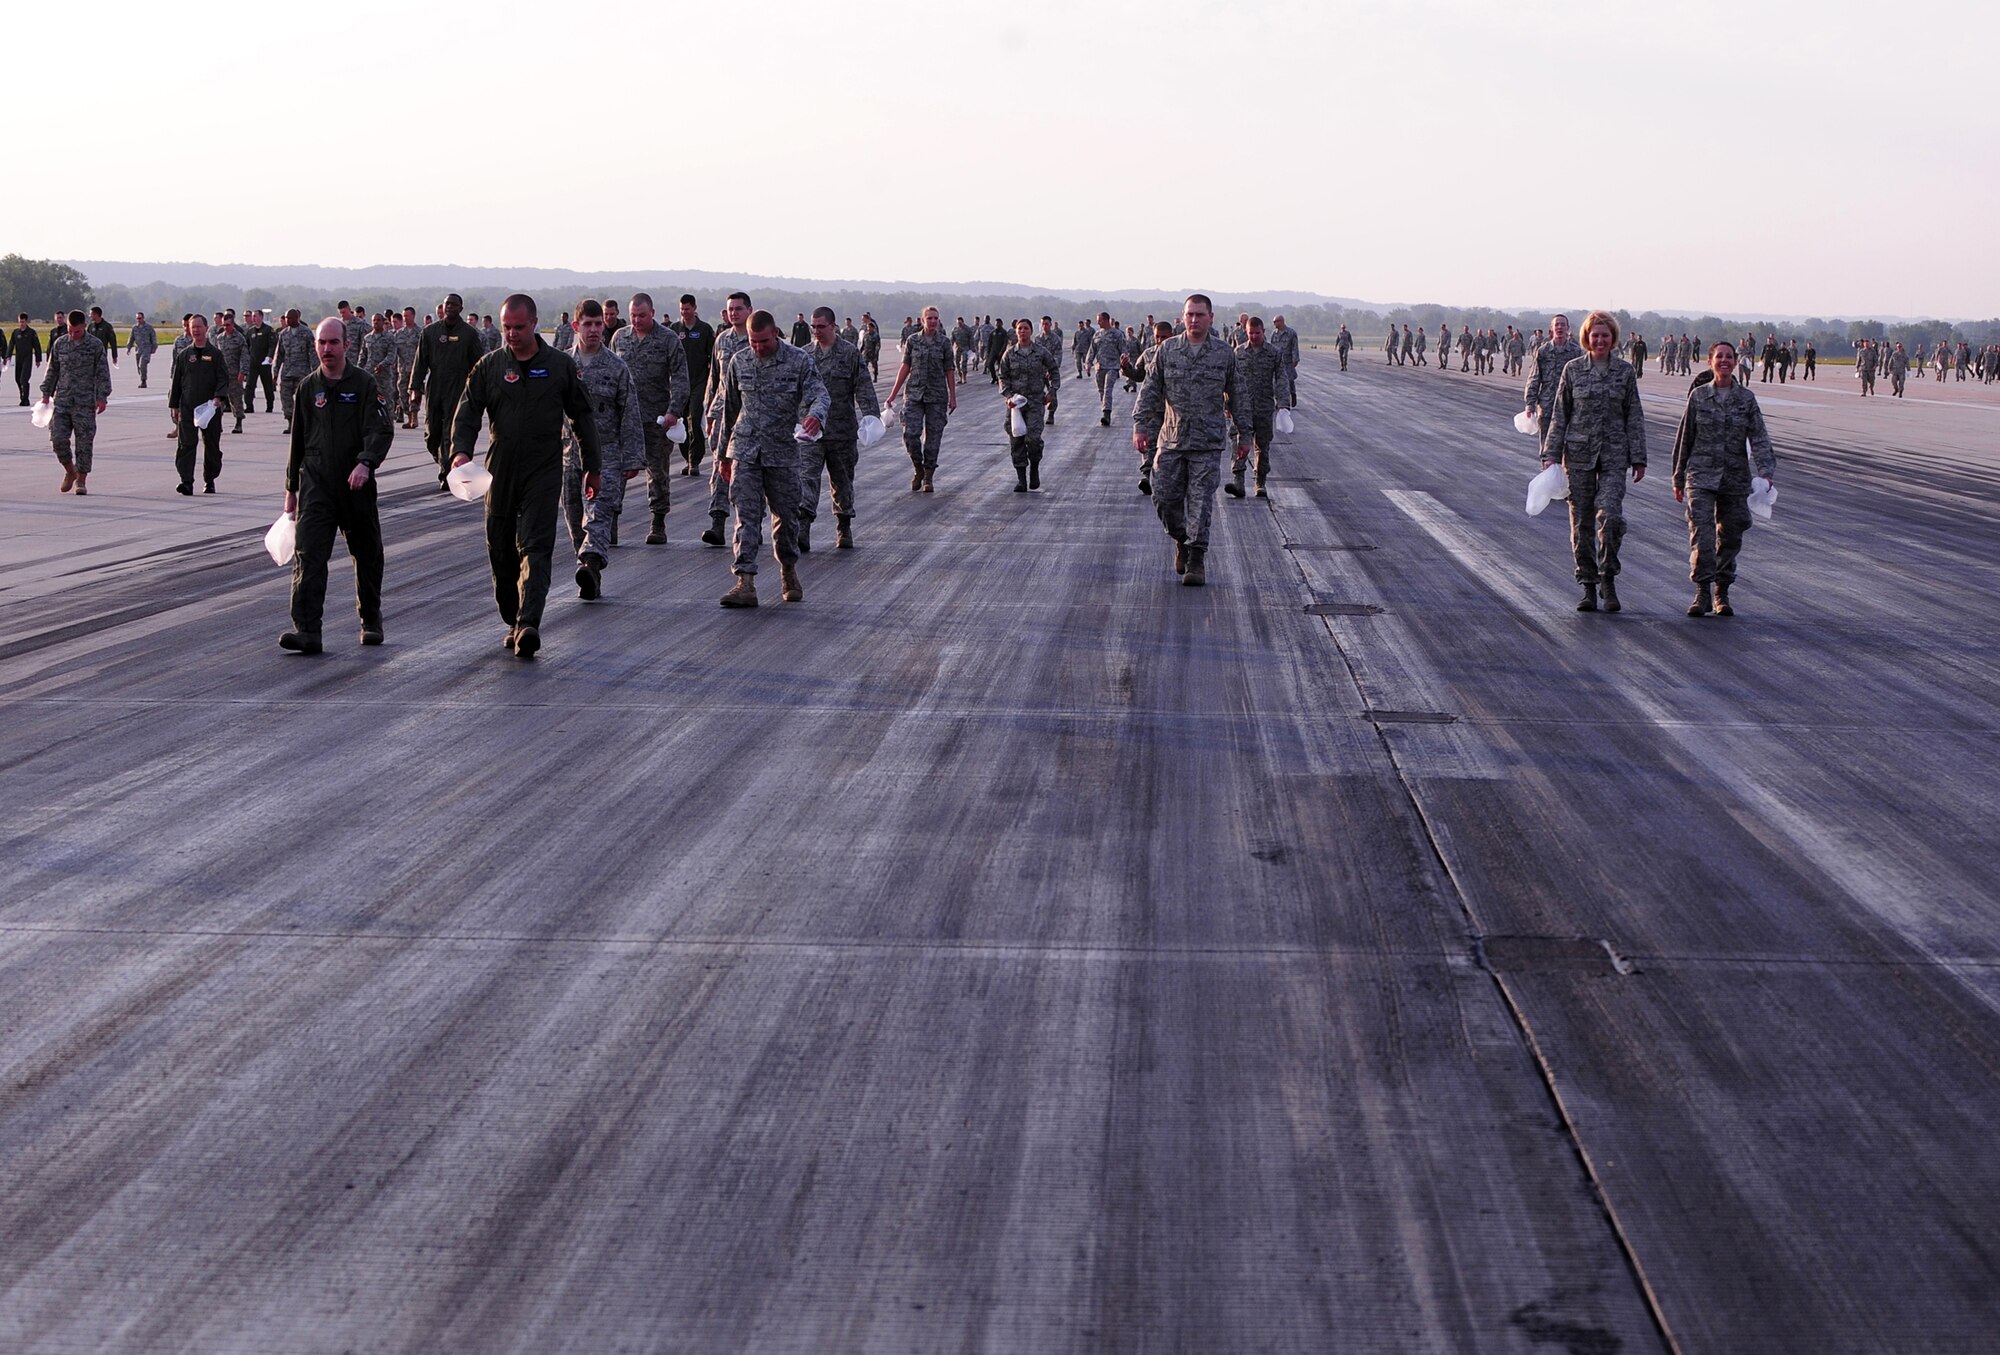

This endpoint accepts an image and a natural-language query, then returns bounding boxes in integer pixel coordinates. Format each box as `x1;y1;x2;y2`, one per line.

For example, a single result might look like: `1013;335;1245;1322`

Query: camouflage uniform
611;322;692;522
553;319;574;351
1857;344;1878;396
39;332;112;475
802;335;880;533
1334;328;1352;370
1547;355;1647;584
562;346;645;567
1270;324;1301;404
1671;380;1775;589
390;323;422;420
1090;324;1127;418
899;329;956;472
839;321;859;345
997;340;1058;481
340;315;369;367
952;320;975;379
1228;341;1286;493
706;341;830;577
128;320;158;388
703;326;752;522
1887;348;1909;397
1072;323;1091;377
1036;326;1065;420
1134;334;1241;557
360;329;402;427
273;322;319;426
1522;337;1583;448
969;321;992;381
859;322;881;379
211;324;249;426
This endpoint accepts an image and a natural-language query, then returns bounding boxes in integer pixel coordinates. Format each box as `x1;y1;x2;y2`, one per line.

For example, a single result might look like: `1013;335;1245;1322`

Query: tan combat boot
720;573;759;608
780;563;804;603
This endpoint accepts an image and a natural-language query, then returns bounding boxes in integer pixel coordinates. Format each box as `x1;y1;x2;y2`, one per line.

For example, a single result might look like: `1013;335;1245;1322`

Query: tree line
10;256;1992;356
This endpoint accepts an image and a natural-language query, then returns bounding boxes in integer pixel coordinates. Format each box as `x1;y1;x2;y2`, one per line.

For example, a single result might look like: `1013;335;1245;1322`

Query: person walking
1671;340;1776;618
42;310;113;495
447;295;602;659
280;317;395;653
885;306;956;492
1133;294;1248;588
1544;310;1646;613
709;310;828;608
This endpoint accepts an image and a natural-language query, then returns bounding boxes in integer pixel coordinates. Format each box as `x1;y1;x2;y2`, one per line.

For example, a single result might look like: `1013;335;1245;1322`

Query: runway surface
2;343;1997;1353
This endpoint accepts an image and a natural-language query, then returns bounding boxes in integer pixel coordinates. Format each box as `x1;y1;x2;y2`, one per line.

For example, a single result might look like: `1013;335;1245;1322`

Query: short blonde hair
1581;310;1620;347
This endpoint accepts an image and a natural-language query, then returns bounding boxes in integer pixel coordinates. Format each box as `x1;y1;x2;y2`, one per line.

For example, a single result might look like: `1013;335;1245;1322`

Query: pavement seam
1265;456;1687;1355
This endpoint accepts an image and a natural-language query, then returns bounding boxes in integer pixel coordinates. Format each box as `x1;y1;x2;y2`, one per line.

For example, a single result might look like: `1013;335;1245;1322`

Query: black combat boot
797;518;812;552
646;511;666;545
1224;466;1245;498
701;512;727;547
1714;582;1734;616
1028;454;1041;490
278;631;323;655
1014;465;1028;493
1599;576;1621;612
1577;583;1599;612
1173;538;1188;575
1181;546;1206;586
608;514;619;547
1687;583;1713;617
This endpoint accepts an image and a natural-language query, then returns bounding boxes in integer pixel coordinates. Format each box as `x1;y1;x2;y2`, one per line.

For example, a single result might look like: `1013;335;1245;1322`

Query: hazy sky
16;0;1995;317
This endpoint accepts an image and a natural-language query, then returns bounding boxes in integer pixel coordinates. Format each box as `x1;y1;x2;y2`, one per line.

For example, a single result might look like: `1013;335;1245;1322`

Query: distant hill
61;260;1373;312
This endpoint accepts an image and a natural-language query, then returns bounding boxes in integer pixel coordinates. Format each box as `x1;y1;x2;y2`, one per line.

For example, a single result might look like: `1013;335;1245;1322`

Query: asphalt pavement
2;341;1996;1353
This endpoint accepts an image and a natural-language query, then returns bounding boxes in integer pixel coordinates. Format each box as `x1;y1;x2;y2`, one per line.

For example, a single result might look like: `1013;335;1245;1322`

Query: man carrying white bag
277;318;395;654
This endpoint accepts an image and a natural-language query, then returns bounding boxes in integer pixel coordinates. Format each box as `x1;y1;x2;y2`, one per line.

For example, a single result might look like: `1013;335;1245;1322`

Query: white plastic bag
30;398;54;428
264;512;297;565
657;415;687;444
1008;400;1027;437
1748;475;1778;520
1513;409;1538;437
793;421;822;443
1525;463;1569;516
880;401;901;429
857;414;885;447
445;458;493;502
191;400;218;429
1275;407;1295;435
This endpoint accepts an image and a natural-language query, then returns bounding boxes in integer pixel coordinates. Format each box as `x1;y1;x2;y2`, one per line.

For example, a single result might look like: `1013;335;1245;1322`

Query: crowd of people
9;285;1992;651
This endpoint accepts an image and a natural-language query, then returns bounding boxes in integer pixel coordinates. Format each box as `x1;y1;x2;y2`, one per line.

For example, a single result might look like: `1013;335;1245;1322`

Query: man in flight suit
280;317;395;654
449;294;601;659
